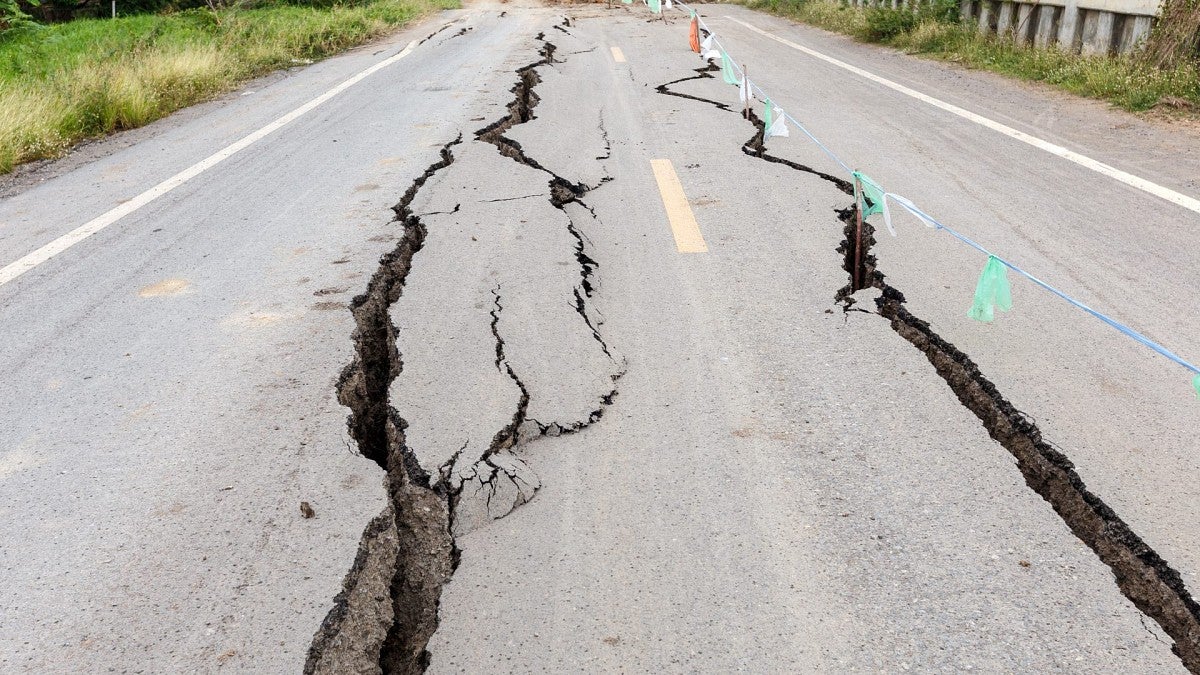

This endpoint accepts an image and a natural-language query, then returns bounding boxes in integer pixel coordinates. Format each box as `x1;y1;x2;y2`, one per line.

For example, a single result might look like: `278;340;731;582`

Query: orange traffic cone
689;16;701;53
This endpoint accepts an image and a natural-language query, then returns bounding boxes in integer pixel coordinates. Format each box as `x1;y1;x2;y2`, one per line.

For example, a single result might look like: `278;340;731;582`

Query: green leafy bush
863;7;917;41
864;0;959;41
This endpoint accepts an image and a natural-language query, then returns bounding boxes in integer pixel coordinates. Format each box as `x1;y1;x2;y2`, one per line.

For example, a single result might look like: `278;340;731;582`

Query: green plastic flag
721;51;738;85
648;0;661;14
763;98;773;129
853;170;885;218
967;255;1013;323
1193;373;1200;398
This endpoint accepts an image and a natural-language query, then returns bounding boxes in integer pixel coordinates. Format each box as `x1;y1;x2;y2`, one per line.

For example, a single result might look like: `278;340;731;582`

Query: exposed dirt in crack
306;135;461;675
834;203;877;305
334;136;460;468
656;58;1200;672
309;33;624;674
854;218;1200;672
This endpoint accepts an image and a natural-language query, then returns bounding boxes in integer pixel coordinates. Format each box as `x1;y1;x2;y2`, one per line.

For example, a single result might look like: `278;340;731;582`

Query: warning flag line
642;0;1200;396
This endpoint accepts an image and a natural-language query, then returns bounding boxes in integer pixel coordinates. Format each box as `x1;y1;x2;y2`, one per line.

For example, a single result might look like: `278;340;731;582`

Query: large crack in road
471;32;623;436
305;19;1200;673
657;54;1200;672
305;31;621;674
857;219;1200;673
306;135;461;675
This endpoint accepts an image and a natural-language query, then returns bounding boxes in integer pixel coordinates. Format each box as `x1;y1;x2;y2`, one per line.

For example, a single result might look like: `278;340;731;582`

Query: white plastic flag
701;34;720;60
738;77;750;106
765;106;789;139
665;0;673;8
880;193;938;237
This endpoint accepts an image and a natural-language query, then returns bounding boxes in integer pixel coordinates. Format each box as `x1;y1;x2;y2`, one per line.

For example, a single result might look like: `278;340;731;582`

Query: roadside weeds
730;0;1200;115
0;0;459;174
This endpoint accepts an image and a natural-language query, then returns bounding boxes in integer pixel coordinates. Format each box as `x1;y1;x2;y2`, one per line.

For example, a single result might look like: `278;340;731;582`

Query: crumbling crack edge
306;134;462;675
655;59;1200;672
309;35;627;675
868;258;1200;672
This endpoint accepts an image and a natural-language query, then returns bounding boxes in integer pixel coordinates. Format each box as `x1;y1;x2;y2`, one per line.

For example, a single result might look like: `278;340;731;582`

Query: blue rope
712;36;855;176
660;2;1200;381
899;202;1200;376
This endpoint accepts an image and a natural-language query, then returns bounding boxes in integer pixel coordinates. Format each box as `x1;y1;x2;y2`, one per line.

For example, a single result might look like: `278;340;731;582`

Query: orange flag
689;17;701;53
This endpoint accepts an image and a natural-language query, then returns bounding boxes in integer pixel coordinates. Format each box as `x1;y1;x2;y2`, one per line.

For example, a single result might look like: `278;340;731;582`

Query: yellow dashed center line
650;159;708;254
610;46;627;63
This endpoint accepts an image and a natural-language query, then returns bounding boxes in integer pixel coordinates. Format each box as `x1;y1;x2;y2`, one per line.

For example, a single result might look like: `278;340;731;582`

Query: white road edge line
0;39;422;288
724;16;1200;217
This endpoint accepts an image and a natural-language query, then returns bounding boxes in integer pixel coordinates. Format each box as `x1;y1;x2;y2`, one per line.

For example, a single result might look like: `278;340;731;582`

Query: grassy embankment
0;0;457;174
738;0;1200;113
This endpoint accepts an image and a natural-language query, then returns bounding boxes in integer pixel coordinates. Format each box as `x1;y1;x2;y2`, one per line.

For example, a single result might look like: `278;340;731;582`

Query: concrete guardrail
846;0;1161;54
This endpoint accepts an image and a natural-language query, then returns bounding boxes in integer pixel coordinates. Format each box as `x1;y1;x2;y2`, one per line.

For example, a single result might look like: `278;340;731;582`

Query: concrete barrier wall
964;0;1157;54
845;0;1160;54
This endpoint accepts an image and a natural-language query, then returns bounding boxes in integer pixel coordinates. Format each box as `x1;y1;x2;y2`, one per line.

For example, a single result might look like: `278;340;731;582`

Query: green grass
738;0;1200;113
742;0;867;34
0;0;458;174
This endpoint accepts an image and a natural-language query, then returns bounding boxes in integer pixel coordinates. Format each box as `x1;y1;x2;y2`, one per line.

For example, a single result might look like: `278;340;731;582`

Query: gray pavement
1;1;1198;672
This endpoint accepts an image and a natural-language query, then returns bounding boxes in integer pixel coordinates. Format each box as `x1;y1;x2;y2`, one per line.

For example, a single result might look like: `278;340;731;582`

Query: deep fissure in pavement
306;136;460;675
854;221;1200;672
657;58;1200;672
308;32;621;673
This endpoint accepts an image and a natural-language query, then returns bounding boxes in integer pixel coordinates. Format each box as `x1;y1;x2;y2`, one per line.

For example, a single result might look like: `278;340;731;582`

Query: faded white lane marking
0;39;423;288
726;16;1200;216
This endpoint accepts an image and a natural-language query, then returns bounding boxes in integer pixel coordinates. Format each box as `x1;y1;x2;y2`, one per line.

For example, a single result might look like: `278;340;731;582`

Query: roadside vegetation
738;0;1200;113
0;0;457;174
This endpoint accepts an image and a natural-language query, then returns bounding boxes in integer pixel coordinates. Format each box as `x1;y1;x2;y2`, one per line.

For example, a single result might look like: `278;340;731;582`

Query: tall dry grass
1142;0;1200;69
0;0;456;173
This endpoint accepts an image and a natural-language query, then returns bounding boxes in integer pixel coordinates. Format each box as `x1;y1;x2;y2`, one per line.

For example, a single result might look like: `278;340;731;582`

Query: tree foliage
1;0;38;32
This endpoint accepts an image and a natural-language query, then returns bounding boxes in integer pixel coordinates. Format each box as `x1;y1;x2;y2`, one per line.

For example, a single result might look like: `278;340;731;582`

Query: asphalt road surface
3;1;1200;672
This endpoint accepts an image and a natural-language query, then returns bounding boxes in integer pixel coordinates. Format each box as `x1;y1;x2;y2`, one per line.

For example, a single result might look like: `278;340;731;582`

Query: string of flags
644;0;1200;398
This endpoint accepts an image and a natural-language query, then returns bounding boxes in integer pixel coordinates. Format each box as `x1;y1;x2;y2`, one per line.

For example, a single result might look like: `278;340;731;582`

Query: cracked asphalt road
2;1;1199;672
